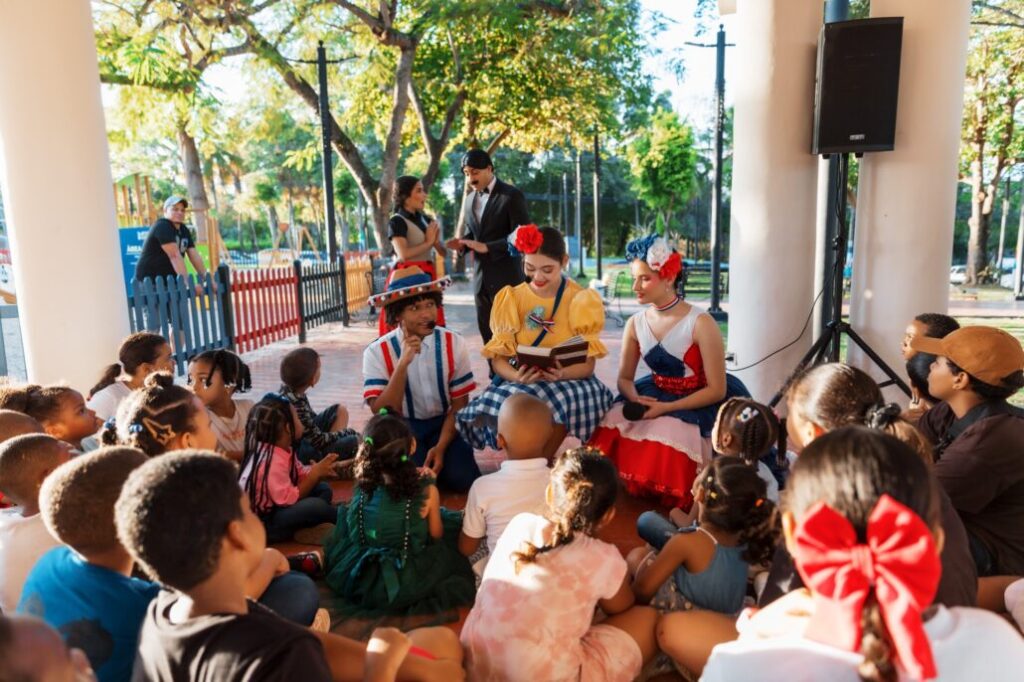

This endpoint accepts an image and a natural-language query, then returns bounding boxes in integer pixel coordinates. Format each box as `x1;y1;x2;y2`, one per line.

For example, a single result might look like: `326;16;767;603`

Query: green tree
625;109;699;237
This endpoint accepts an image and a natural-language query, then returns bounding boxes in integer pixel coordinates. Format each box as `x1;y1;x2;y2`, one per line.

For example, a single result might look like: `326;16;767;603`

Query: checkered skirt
455;376;614;450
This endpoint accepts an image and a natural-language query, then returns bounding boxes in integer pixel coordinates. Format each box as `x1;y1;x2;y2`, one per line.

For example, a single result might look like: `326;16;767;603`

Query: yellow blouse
482;278;608;359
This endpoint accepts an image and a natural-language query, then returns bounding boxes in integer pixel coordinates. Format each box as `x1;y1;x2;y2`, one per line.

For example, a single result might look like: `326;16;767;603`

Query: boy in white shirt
0;434;70;612
459;394;553;575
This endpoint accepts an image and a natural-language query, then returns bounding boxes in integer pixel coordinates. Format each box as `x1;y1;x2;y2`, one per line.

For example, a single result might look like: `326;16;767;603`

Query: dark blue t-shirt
17;546;159;682
134;218;195;280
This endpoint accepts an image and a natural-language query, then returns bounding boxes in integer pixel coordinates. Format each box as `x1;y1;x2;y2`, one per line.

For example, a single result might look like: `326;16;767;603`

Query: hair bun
865;402;901;429
144;372;176;390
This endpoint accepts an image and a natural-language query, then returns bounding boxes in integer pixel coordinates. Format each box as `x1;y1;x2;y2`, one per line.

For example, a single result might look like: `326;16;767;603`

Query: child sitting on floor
17;446;152;682
100;372;218;456
700;427;1024;682
239;393;341;545
0;410;44;510
279;347;359;464
709;397;783;504
324;409;474;618
459;394;553;575
188;349;254;461
0;385;100;452
87;332;173;421
631;456;778;617
461;447;659;682
0;435;70;613
117;450;464;681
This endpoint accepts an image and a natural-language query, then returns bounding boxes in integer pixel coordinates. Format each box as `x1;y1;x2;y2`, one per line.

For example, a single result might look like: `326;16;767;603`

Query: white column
0;0;129;389
847;0;971;399
725;0;822;400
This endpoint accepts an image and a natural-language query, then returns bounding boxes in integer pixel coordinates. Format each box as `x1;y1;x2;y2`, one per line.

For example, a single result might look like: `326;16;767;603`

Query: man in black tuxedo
446;149;529;343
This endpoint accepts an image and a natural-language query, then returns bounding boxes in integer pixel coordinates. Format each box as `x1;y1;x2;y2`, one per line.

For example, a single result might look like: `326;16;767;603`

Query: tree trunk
177;124;210;242
967;179;992;285
266;204;280;249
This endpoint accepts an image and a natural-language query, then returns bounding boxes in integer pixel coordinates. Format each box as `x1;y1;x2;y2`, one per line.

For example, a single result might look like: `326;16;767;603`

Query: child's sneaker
287;550;324;577
311;608;331;633
293;522;335;546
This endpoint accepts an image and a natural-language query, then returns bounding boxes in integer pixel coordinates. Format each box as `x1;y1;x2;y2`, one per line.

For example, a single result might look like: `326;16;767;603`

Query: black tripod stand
768;153;910;407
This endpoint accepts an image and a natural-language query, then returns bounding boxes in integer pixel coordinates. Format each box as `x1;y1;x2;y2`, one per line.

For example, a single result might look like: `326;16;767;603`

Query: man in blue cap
446;149;530;343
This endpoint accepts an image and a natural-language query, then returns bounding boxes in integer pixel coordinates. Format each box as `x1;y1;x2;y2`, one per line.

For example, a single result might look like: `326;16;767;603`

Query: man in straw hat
362;267;480;492
912;325;1024;576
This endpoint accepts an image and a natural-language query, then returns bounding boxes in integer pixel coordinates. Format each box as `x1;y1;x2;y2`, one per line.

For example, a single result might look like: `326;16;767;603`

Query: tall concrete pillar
0;0;130;389
847;0;971;397
724;0;822;400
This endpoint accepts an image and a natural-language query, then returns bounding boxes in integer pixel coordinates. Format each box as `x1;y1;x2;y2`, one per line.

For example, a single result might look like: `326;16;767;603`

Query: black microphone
425;321;437;330
524;275;533;284
622;401;649;421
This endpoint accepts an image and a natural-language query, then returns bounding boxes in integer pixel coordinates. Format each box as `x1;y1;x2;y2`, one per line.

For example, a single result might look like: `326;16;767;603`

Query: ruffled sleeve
569;287;608;358
482;285;522;358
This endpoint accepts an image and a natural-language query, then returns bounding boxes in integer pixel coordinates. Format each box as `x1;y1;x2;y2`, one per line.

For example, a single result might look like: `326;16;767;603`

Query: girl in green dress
324;409;474;617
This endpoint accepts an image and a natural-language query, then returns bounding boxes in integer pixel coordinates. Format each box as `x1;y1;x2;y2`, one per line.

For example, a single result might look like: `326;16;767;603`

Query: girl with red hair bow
695;427;1024;682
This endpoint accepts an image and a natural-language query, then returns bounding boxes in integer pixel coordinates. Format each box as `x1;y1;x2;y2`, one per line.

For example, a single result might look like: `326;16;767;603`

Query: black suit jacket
461;178;529;295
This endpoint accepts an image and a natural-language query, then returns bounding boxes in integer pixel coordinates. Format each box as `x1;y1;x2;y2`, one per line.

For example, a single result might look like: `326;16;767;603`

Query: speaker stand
768;152;911;408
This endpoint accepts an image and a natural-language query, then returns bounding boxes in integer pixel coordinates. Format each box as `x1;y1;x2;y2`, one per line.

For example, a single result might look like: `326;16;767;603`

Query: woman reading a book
455;225;613;460
589;235;750;508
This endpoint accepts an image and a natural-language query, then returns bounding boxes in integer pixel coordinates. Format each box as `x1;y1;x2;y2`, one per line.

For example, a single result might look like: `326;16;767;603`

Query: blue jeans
968;530;995;577
258;571;320;625
263;482;337;544
296;404;360;465
637;511;679;551
409;415;481;493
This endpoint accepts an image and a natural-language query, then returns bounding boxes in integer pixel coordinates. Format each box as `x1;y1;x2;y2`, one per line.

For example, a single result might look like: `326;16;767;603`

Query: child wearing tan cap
910;326;1024;577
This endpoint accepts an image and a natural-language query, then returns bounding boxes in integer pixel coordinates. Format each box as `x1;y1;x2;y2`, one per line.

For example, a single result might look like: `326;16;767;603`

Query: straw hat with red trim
369;266;451;307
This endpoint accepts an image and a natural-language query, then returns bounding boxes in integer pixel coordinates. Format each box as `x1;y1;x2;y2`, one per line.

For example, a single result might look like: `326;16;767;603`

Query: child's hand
266;548;290;576
363;627;411;682
424;445;445;475
312;453;340;478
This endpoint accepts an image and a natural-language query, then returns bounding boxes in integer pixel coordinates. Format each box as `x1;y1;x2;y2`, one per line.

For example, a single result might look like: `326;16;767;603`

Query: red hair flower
657;251;682;282
512;224;543;255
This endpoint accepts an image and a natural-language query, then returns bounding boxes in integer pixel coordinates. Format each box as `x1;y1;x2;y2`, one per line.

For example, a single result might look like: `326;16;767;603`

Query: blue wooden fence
127;267;232;374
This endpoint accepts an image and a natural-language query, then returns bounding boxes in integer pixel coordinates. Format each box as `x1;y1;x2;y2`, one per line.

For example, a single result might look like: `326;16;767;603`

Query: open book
515;335;589;370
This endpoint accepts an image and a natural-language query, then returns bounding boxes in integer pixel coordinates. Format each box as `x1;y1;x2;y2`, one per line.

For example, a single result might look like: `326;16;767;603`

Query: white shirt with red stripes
362;326;476;420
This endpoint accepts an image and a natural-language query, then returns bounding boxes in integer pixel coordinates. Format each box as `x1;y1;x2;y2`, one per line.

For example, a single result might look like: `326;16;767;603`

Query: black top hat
461;149;493;170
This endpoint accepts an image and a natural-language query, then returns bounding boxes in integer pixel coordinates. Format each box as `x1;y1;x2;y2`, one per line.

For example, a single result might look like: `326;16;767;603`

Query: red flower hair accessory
657;251;682;282
792;495;941;680
509;224;543;256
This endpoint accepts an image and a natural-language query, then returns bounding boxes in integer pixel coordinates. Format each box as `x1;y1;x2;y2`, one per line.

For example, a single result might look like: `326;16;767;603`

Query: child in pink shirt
461;447;658;681
238;393;340;544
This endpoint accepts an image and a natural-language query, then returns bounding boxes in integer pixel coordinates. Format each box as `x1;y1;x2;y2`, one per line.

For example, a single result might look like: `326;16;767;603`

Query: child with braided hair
323;409;474;617
99;372;217;456
187;349;254;461
631;456;780;617
461;447;659;682
0;384;101;452
238;393;341;545
708;397;783;505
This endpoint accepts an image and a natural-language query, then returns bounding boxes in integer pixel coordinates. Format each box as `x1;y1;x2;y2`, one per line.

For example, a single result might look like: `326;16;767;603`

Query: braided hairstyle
0;384;77;427
698;456;780;565
788;363;935;464
188;349;253;393
785;427;939;682
239;394;297;515
714;398;779;466
354;408;419;502
511;447;618;573
99;373;200;456
89;332;169;399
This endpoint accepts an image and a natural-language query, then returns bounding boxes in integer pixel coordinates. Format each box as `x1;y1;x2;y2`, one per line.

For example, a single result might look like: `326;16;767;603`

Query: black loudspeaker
812;17;904;156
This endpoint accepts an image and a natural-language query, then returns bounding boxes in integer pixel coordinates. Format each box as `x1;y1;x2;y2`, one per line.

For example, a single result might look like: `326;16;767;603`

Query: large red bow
792;495;941;680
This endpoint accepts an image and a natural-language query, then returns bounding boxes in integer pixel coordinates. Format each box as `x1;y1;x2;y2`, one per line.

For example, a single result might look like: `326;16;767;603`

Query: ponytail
700;456;780;565
858;593;898;682
511;447;617;573
864;402;935;465
90;363;123;399
354;409;418;501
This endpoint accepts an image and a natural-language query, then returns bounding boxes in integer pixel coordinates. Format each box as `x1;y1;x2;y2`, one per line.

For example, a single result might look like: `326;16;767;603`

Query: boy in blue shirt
18;446;152;682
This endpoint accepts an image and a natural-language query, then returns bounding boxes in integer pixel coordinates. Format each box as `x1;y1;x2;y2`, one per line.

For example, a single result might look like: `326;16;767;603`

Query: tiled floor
246;282;664;637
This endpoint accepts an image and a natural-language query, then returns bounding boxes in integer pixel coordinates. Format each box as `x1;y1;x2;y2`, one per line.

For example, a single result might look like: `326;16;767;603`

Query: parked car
950;265;967;284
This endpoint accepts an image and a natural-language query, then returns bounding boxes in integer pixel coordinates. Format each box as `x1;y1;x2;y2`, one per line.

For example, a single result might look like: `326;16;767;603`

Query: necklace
653;296;681;312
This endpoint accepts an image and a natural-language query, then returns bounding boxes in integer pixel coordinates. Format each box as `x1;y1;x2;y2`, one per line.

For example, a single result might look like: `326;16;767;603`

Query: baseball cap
163;195;188;211
910;326;1024;386
461;149;493;170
